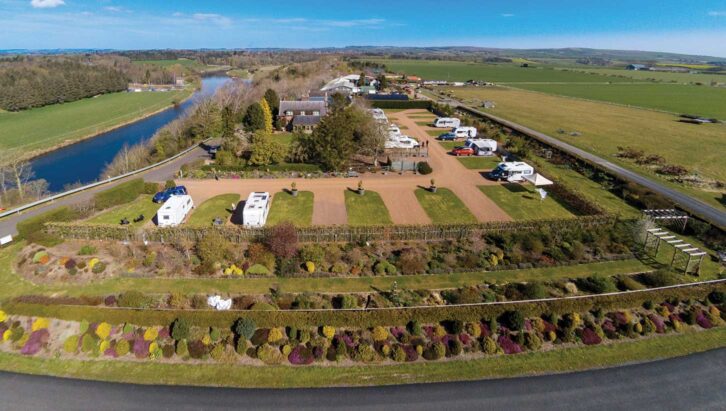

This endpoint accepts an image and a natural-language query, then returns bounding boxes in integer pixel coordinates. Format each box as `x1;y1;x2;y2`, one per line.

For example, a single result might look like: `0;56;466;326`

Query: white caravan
489;162;534;182
385;134;420;149
464;138;498;156
433;117;461;128
453;126;478;138
370;108;388;123
242;192;271;228
388;124;401;135
156;195;194;227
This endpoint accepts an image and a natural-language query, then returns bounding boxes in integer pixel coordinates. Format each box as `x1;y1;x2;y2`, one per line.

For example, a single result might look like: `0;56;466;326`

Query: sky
1;0;726;57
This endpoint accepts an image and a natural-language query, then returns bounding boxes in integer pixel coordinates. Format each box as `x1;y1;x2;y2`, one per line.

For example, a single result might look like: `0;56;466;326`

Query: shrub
641;270;681;287
93;179;145;210
448;338;463;356
143;327;159;341
81;334;96;353
417;161;433;175
91;262;107;274
196;231;233;265
305;261;316;273
257;344;284;365
267;327;284;343
521;282;548;300
175;339;189;358
423;342;446;360
247;264;271;276
372;326;389;342
32;251;50;264
576;275;617;294
617;275;646;291
265;223;299;259
78;245;97;256
499;310;525;331
210;344;226;361
17;207;79;245
352;344;378;363
116;339;130;356
299;245;325;267
322;326;335;339
234;318;257;340
465;322;482;338
187;340;208;359
117;291;154;309
524;332;543;350
708;291;725;305
95;322;111;340
374;260;397;275
288;345;315;365
392;345;407;362
63;335;79;353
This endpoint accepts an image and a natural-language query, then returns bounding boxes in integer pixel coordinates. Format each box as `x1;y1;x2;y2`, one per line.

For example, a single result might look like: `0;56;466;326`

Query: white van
434;117;461;128
157;195;194;227
243;192;272;228
453;126;477;138
489;162;534;182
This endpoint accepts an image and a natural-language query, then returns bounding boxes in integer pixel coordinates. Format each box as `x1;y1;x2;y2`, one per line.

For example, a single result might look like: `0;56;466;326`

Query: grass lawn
566;67;726;86
0;327;721;388
344;190;393;226
187;194;240;227
0;90;191;163
267;191;314;227
415;121;433;126
458;156;502;170
85;195;159;226
427;130;447;137
479;184;577;220
226;69;250;79
274;132;295;147
442;86;726;208
438;141;459;150
415;188;476;224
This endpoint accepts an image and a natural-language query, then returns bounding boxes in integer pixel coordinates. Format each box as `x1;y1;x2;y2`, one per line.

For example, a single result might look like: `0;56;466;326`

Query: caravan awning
523;173;554;187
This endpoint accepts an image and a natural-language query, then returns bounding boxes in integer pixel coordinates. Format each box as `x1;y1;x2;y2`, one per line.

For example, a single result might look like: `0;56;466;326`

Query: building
320;74;379;95
626;64;649;70
278;100;327;133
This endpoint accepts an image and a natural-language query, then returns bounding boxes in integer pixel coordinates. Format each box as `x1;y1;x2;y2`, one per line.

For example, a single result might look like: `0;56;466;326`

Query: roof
243;192;270;211
366;94;409;101
279;100;327;116
292;115;322;126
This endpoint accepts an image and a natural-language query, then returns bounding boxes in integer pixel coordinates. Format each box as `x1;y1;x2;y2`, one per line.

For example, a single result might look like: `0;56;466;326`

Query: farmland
0;89;192;164
131;59;209;70
441;86;726;207
564;67;726;85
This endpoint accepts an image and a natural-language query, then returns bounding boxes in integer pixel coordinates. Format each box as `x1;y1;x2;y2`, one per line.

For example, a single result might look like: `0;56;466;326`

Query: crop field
565;67;726;85
187;194;240;226
267;191;314;226
363;59;634;83
509;83;726;118
0;89;191;163
443;86;726;207
479;185;576;220
131;59;207;70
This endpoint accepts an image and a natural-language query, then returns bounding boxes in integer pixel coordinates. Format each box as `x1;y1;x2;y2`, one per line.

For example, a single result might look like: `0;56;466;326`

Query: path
1;348;723;410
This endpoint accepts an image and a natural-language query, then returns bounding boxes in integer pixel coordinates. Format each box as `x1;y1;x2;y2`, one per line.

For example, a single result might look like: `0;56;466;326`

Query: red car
451;146;474;156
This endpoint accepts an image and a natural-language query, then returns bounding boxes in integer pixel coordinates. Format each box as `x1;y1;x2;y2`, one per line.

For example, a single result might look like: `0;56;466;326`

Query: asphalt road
1;348;724;410
446;100;726;229
0;145;209;237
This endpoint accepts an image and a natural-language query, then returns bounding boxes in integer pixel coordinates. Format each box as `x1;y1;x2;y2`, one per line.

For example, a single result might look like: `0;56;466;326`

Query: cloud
501;13;515;17
30;0;65;8
191;13;232;26
708;11;726;17
104;6;125;13
323;18;385;27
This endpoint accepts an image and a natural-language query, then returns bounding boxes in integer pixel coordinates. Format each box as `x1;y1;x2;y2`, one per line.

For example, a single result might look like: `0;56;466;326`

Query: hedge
92;179;146;210
16;206;81;246
44;214;622;244
368;100;432;110
200;163;323;173
5;281;723;329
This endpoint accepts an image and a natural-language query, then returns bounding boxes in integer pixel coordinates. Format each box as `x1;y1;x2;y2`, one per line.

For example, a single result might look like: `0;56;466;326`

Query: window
300;111;306;116
285;110;293;116
313;111;320;116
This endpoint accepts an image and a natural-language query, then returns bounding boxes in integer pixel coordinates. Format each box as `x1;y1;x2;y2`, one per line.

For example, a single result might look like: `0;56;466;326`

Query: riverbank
0;87;196;165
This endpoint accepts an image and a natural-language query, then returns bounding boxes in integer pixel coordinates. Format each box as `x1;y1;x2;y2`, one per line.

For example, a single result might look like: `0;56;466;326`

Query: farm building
242;192;272;228
156;195;194;227
321;74;379;95
625;64;649;71
278;100;327;132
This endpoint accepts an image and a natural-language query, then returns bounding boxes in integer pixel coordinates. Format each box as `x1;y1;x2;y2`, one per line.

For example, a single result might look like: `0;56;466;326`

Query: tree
265;222;299;258
247;132;287;166
376;74;388;90
259;98;274;134
243;102;266;132
263;88;280;117
357;72;366;87
6;160;33;200
171;318;191;341
329;92;349;113
220;106;237;141
299;109;356;171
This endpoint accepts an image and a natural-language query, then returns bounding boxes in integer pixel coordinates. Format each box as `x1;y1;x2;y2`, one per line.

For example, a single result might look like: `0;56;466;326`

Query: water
29;76;233;192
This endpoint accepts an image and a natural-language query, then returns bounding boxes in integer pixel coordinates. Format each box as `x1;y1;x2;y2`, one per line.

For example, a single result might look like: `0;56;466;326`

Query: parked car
438;132;458;141
451;146;475;156
153;186;188;203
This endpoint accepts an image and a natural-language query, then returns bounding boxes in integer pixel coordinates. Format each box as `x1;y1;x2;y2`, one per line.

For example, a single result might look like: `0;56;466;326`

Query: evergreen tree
263;88;280;117
259;98;274;134
248;132;287;166
243;102;266;132
221;106;237;140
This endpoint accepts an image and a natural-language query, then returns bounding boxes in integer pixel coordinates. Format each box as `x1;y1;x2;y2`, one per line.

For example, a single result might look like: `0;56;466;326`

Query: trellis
643;227;705;275
643;209;689;232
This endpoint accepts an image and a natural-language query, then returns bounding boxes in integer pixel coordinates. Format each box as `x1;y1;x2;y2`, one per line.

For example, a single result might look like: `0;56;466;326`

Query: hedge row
200;163;323;173
92;179;156;210
16;206;81;246
368;100;432;109
5;281;723;329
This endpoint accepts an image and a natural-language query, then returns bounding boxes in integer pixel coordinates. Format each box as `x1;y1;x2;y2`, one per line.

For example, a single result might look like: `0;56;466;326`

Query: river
29;76;233;192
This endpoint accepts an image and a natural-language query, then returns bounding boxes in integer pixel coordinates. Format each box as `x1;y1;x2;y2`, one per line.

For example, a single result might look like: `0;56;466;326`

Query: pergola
643;209;689;232
643;228;706;275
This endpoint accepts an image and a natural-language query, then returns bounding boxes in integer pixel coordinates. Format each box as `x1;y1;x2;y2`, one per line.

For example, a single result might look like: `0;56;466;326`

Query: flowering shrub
21;329;49;355
0;310;6;323
497;335;522;354
95;322;112;340
289;345;314;365
696;310;712;329
133;337;150;359
267;328;284;343
31;317;49;331
322;326;335;339
143;327;159;341
63;335;79;353
305;261;315;273
579;328;602;345
32;251;50;264
372;326;389;342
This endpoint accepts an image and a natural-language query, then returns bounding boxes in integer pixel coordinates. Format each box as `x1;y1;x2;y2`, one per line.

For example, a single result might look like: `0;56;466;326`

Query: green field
344;190;393;226
187;194;240;226
85;195;159;226
442;87;726;207
267;191;314;226
415;188;476;224
566;67;726;85
458;156;502;170
479;184;577;220
364;59;633;83
510;83;726;118
132;59;207;70
0;90;191;163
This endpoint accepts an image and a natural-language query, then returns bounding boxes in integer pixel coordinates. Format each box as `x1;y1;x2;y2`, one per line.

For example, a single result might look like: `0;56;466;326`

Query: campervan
242;192;271;228
156;195;194;227
464;138;497;156
433;117;461;128
489;162;534;182
385;134;420;149
370;108;388;123
453;126;478;139
388;124;401;135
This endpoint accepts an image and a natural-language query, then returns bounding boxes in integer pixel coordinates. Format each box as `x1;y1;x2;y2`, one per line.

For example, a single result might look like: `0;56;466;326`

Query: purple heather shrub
497;335;522;355
312;345;324;359
662;302;676;312
524;319;533;332
648;314;666;333
614;312;629;326
696;311;712;329
288;345;314;365
133;337;150;358
403;344;419;362
579;328;602;345
441;334;454;346
21;329;49;355
541;320;557;333
602;319;618;338
423;326;435;339
104;295;117;306
104;348;118;358
480;322;491;338
390;326;405;339
459;333;471;345
158;327;170;340
342;334;355;348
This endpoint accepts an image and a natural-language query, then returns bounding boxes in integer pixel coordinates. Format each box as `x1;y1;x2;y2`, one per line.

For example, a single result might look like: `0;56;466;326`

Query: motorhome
388;124;401;135
242;192;271;228
489;162;534;182
464;138;497;156
370;108;388;123
385;134;420;149
453;126;477;138
156;195;194;227
433;117;461;128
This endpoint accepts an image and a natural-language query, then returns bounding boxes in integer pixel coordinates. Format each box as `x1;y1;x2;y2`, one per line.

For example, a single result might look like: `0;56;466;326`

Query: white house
156;195;194;227
242;192;271;228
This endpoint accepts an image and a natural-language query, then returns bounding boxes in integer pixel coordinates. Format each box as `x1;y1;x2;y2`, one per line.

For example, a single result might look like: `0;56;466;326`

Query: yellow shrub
372;326;389;342
32;317;49;331
59;257;69;266
282;344;292;356
466;322;482;338
434;325;446;338
305;261;315;273
267;327;284;343
548;330;557;341
709;306;721;316
202;334;212;346
88;258;100;270
322;326;335;339
382;345;391;357
143;327;159;341
149;342;158;354
2;329;11;341
416;345;423;355
635;322;643;333
95;322;112;340
99;340;110;353
0;310;7;323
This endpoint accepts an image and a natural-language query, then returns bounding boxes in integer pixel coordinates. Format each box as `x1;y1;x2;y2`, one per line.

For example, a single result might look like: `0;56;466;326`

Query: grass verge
458;156;502;170
344;190;393;226
187;194;240;226
267;191;314;227
479;184;576;220
415;188;476;224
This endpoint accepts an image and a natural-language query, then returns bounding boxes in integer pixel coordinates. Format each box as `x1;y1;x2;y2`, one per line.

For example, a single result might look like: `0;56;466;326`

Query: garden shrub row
200;164;323;174
4;281;723;329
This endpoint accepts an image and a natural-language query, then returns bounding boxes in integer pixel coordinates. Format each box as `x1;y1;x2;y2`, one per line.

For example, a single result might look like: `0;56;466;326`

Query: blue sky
1;0;725;56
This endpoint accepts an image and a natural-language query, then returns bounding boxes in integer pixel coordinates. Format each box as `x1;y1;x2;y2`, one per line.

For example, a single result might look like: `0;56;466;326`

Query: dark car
153;186;188;203
451;146;475;156
438;132;458;141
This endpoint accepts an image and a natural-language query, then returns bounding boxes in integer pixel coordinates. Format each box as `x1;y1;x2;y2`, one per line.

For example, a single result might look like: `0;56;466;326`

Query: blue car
153;186;188;203
438;132;458;141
